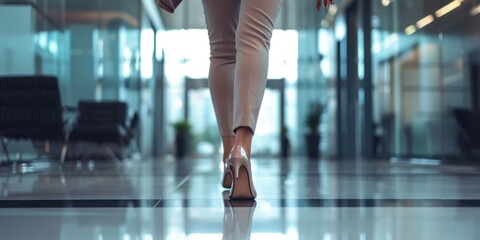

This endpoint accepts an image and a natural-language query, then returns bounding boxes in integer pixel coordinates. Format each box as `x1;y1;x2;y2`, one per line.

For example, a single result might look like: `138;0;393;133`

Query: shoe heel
229;158;257;199
222;170;233;188
232;159;241;179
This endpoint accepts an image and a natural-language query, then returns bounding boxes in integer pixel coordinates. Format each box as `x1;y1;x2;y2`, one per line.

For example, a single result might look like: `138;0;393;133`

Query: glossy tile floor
1;155;480;240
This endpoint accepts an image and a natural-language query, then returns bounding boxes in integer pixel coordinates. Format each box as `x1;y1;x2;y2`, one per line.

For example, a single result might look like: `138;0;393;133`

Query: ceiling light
416;15;434;29
405;25;416;35
382;0;391;7
471;4;480;16
384;33;398;47
435;0;463;18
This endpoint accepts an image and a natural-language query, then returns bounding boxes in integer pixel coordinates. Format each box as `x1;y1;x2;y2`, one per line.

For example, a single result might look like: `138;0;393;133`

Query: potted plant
172;119;192;158
305;102;325;159
280;125;290;158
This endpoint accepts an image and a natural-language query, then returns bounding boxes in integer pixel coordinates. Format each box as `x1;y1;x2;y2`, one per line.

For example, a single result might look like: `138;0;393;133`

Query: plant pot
305;133;320;159
175;133;190;158
281;136;290;158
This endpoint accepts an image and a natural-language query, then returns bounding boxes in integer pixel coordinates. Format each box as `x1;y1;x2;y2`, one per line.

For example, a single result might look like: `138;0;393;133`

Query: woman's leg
202;0;240;161
233;0;284;157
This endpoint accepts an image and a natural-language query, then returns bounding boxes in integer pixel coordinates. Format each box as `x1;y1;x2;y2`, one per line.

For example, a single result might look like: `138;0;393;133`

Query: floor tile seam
458;199;480;207
151;198;480;208
1;198;479;208
287;173;480;176
159;174;193;200
0;199;162;208
153;199;162;208
174;175;192;189
2;172;479;177
4;200;26;208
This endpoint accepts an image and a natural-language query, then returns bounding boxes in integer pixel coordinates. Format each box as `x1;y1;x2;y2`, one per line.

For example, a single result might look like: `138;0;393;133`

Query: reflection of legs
233;0;283;157
202;0;240;162
222;194;256;240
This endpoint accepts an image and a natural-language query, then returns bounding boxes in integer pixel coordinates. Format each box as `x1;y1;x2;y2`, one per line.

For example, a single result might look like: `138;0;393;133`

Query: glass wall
0;0;160;158
0;0;67;83
66;0;161;157
371;0;480;158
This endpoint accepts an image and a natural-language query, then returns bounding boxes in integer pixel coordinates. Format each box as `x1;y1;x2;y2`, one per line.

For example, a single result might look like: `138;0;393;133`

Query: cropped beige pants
202;0;283;137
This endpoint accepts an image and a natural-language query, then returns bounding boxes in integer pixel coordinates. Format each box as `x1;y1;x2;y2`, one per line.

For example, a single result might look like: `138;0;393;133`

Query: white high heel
222;160;233;188
227;146;257;199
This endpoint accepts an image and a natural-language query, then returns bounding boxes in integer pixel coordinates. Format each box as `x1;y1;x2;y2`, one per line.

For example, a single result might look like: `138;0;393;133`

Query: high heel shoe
227;146;257;199
222;160;233;188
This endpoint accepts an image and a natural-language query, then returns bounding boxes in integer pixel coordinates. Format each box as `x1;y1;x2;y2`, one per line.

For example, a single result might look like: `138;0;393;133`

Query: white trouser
202;0;283;136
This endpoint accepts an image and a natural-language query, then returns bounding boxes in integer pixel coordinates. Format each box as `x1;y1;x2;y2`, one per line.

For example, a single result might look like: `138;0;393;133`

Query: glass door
185;78;285;157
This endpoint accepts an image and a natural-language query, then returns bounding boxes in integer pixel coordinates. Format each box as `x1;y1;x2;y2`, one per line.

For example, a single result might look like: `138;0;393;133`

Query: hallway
1;156;479;239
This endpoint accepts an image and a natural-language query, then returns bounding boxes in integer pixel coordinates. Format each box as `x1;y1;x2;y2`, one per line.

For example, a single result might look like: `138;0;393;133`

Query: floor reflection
222;191;256;240
1;156;480;239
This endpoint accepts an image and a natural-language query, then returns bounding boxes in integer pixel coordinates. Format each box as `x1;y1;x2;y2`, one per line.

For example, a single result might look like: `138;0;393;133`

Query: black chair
452;108;480;156
70;101;134;161
0;75;70;164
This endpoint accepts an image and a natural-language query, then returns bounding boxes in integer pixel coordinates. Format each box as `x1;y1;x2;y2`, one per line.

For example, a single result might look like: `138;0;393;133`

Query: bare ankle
222;136;235;161
234;127;253;157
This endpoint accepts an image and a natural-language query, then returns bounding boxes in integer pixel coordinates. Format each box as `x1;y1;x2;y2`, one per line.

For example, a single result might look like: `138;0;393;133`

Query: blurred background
1;0;479;162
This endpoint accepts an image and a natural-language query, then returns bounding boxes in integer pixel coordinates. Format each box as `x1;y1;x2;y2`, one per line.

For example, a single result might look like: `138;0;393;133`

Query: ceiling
66;0;140;17
19;0;478;33
13;0;337;30
371;0;480;34
65;0;141;27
